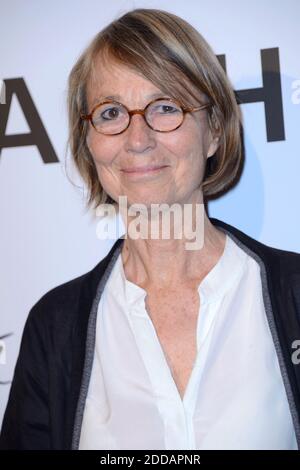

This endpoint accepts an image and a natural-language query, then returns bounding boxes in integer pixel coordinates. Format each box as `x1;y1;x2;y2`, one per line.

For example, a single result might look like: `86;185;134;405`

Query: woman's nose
124;113;155;151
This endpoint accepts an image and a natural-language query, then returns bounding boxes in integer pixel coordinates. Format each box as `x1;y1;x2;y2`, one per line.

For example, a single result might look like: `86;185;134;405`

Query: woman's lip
121;165;168;173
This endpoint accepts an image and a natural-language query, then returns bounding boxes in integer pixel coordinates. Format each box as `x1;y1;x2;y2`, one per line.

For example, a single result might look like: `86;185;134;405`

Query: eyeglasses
80;97;211;135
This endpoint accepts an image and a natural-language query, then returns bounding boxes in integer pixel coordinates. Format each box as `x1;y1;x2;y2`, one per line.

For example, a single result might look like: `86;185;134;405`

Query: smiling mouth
121;165;169;174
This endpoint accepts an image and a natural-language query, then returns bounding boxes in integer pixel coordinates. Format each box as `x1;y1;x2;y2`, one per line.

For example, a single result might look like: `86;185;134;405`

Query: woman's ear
206;107;221;158
207;135;220;158
86;131;92;155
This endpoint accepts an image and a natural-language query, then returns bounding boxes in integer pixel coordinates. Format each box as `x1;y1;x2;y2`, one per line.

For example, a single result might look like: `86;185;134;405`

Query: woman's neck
120;210;226;290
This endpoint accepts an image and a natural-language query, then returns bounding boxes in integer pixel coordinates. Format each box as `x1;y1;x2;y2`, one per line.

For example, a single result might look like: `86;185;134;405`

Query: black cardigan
1;217;300;450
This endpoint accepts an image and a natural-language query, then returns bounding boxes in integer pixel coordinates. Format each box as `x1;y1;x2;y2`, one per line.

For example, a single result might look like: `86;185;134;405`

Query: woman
1;8;300;450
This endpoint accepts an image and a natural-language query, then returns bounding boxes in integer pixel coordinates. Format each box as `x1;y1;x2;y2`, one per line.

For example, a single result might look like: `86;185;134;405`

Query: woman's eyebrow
91;92;168;106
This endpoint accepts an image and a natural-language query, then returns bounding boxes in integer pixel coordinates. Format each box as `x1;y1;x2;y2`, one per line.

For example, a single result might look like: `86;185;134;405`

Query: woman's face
86;57;219;207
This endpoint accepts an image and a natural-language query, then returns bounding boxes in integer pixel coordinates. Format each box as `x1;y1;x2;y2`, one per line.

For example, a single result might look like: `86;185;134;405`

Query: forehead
86;55;163;107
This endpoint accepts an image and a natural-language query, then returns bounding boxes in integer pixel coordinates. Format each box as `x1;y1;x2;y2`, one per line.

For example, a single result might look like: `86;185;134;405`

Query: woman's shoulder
211;217;300;273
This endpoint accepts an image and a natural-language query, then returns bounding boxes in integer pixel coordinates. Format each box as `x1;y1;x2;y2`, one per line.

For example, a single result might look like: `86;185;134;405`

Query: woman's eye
157;105;179;114
101;107;120;120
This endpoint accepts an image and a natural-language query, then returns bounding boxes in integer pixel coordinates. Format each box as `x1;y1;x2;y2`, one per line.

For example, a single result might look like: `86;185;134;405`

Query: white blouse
79;234;297;450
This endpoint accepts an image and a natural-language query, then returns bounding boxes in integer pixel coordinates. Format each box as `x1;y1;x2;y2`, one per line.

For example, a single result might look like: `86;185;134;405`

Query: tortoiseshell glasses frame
80;97;212;135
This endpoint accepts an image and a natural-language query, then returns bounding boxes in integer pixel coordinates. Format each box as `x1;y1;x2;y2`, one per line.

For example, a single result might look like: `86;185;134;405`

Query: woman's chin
118;193;176;209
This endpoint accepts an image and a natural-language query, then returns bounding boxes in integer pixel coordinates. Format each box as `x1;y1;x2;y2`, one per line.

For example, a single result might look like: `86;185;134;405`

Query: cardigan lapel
210;217;300;447
66;237;124;449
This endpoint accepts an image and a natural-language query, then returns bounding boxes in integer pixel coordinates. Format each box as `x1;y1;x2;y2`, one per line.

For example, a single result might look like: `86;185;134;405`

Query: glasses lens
146;99;183;131
92;102;129;134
